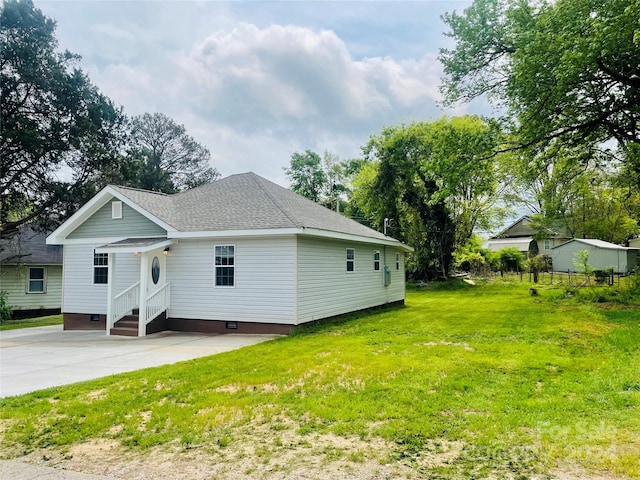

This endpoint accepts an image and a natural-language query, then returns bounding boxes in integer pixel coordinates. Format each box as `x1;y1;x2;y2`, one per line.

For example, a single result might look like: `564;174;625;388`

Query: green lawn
0;314;63;330
1;281;638;478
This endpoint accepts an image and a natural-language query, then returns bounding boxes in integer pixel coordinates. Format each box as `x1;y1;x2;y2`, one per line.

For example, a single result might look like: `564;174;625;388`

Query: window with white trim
396;252;400;270
112;201;122;219
215;245;235;287
373;250;381;271
93;251;108;284
346;248;355;272
28;267;46;293
544;240;551;250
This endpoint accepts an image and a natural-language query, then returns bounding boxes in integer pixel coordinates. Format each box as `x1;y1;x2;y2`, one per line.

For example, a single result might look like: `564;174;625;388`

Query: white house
551;238;639;274
0;225;63;316
47;172;412;336
486;216;571;256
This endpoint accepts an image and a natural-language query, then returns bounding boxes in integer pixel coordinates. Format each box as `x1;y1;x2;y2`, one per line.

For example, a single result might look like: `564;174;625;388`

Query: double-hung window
28;267;46;293
346;248;355;272
373;251;381;271
93;251;108;284
215;245;235;287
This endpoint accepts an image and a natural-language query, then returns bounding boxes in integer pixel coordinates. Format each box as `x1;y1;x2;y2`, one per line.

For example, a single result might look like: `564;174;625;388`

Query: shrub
0;291;12;324
453;234;493;275
494;247;526;274
593;268;614;285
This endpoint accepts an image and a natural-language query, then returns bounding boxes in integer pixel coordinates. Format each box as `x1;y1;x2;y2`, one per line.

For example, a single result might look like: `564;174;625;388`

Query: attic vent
112;201;122;219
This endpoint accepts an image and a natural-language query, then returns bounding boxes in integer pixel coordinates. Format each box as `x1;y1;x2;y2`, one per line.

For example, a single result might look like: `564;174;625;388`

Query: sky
36;0;490;187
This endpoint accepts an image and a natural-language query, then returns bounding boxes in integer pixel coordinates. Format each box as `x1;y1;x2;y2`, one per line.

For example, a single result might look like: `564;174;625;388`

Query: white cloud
175;23;444;140
35;1;485;186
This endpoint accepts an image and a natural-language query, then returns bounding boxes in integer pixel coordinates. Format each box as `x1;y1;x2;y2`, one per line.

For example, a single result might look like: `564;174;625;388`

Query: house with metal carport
47;172;412;336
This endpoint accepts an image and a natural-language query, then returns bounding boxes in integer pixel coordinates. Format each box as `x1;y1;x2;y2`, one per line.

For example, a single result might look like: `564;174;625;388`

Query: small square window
373;250;381;271
28;267;46;293
346;248;355;272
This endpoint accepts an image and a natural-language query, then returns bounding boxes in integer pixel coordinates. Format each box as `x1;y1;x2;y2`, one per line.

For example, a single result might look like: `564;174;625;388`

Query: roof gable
494;216;535;238
493;215;572;240
68;200;167;239
47;186;176;244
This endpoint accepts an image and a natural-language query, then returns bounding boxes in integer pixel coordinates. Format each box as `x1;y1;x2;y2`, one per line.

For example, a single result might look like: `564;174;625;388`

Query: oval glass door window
151;256;160;284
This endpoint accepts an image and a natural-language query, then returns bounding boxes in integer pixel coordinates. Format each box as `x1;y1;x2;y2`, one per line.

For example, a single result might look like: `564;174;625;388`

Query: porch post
138;252;149;337
106;252;116;336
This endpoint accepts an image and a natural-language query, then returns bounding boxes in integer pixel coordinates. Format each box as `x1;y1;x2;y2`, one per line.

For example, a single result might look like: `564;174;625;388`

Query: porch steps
110;314;139;337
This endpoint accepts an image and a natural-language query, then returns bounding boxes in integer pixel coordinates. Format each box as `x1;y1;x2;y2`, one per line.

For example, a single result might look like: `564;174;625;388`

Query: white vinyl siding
0;265;62;310
68;201;166;239
297;237;405;324
62;244;140;314
167;236;296;324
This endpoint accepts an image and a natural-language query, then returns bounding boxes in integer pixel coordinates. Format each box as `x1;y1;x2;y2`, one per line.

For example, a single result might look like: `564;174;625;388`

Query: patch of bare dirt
22;434;416;479
12;414;631;480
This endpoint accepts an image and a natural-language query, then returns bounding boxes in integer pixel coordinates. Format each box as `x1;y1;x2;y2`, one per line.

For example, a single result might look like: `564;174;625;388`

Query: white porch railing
108;281;140;332
145;283;170;326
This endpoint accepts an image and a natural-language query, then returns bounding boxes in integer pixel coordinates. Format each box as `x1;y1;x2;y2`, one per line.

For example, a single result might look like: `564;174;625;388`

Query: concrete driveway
0;325;279;397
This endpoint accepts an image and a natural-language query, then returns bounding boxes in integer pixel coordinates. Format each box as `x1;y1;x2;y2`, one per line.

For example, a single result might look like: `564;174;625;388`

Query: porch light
133;251;140;256
163;247;170;255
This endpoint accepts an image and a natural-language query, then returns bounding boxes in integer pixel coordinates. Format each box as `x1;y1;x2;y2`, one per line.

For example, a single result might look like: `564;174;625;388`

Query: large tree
284;150;328;203
355;116;504;279
439;0;640;181
127;113;219;193
0;0;127;238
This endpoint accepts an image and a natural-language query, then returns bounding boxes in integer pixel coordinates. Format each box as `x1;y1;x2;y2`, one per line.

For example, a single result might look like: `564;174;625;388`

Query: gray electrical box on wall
384;266;391;286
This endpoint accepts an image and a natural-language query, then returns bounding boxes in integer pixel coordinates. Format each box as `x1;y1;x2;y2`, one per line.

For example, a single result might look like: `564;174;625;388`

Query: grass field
0;313;63;331
1;281;638;479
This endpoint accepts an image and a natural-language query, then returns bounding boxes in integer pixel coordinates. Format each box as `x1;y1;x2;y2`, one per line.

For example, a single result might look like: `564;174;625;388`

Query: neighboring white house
486;216;571;256
551;238;639;274
47;172;412;336
0;225;63;316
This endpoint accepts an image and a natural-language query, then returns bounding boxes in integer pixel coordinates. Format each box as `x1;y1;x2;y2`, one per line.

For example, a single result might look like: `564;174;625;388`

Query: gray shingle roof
111;172;390;241
0;225;63;265
557;238;638;250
